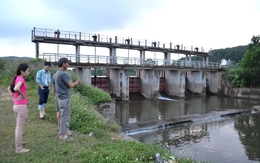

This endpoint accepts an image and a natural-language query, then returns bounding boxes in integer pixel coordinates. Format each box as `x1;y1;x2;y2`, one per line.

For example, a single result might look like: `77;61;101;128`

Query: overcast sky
0;0;260;59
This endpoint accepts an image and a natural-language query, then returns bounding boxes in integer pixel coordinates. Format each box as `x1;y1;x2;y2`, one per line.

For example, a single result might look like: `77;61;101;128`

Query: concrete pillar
74;67;91;85
206;71;222;95
164;52;171;65
140;50;145;65
185;55;188;66
35;42;39;58
109;47;117;64
165;70;185;97
186;71;206;96
140;69;160;99
206;56;209;67
189;55;192;66
75;45;80;63
109;69;129;101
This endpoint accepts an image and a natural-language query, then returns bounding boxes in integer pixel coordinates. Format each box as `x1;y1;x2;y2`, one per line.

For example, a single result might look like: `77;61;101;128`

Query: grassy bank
0;58;204;163
0;84;171;163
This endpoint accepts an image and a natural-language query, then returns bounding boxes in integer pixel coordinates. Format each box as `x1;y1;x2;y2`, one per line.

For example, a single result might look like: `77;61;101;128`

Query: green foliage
74;83;112;104
91;68;107;76
0;58;21;84
69;91;119;137
78;140;169;163
129;69;137;76
232;35;260;88
222;67;236;82
0;58;57;85
0;57;5;70
178;45;246;64
209;45;246;63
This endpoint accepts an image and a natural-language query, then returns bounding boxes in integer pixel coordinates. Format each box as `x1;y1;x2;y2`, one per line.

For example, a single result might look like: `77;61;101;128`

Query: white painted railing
40;53;220;69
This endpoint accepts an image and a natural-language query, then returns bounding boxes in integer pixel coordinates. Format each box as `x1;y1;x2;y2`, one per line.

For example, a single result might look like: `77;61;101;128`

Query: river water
115;94;260;163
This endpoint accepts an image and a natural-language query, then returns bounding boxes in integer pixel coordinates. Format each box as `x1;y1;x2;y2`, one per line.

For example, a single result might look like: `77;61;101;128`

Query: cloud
0;0;164;38
0;0;260;57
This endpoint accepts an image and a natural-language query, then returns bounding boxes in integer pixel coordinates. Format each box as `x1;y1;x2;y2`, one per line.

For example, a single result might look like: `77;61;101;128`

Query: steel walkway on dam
31;27;211;57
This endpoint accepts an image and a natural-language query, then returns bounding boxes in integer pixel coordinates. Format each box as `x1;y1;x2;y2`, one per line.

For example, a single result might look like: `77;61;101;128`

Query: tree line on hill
183;45;247;64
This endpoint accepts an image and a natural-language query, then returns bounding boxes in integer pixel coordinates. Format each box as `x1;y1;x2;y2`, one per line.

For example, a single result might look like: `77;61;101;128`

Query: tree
232;35;260;87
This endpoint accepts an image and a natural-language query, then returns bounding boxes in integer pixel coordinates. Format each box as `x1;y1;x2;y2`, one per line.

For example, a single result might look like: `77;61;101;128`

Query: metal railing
40;53;220;69
32;27;210;52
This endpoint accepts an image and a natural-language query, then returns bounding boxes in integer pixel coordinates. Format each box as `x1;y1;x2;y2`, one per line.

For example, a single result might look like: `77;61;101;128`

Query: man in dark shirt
54;58;81;140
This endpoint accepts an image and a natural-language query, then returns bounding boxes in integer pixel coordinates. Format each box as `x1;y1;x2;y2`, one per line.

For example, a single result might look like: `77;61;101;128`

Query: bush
69;91;119;137
74;83;112;104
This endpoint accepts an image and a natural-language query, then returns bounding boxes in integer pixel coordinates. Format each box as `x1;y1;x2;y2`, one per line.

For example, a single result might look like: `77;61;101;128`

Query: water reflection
115;95;259;132
129;113;260;163
235;114;260;161
115;95;260;163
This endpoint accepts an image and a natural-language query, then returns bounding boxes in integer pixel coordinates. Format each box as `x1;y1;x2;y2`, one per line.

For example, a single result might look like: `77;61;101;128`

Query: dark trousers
38;87;49;105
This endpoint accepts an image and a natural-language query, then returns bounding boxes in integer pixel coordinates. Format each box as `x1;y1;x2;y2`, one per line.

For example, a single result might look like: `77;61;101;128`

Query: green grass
0;84;169;163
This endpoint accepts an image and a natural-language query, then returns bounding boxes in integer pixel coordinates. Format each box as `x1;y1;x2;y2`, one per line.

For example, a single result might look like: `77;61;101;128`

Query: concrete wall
231;88;260;99
73;67;260;100
206;71;222;95
74;67;91;85
186;71;206;96
220;72;233;96
109;69;129;101
96;102;116;123
165;70;185;97
140;69;160;99
219;72;260;100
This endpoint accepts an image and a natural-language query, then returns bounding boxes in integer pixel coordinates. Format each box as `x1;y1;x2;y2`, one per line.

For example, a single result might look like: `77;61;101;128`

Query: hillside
209;45;247;63
181;45;247;63
1;56;34;60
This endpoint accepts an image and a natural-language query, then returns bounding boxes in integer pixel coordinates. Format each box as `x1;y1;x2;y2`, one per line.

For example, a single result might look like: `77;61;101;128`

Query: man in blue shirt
36;62;52;119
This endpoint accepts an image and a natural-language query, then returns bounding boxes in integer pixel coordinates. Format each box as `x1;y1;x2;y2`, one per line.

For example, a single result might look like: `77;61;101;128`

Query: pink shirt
13;76;28;105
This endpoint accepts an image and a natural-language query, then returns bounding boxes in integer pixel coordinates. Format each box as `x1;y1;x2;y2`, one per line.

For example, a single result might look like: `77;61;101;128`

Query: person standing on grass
52;72;73;134
8;63;30;153
36;62;52;119
51;72;60;130
55;58;81;140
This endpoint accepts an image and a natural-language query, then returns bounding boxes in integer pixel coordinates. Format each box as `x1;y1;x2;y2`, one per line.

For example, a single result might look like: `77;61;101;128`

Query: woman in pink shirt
8;63;30;153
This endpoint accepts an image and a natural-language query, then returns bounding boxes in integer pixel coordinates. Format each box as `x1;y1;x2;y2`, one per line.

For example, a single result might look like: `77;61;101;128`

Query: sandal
66;131;74;137
16;148;30;153
59;136;72;141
